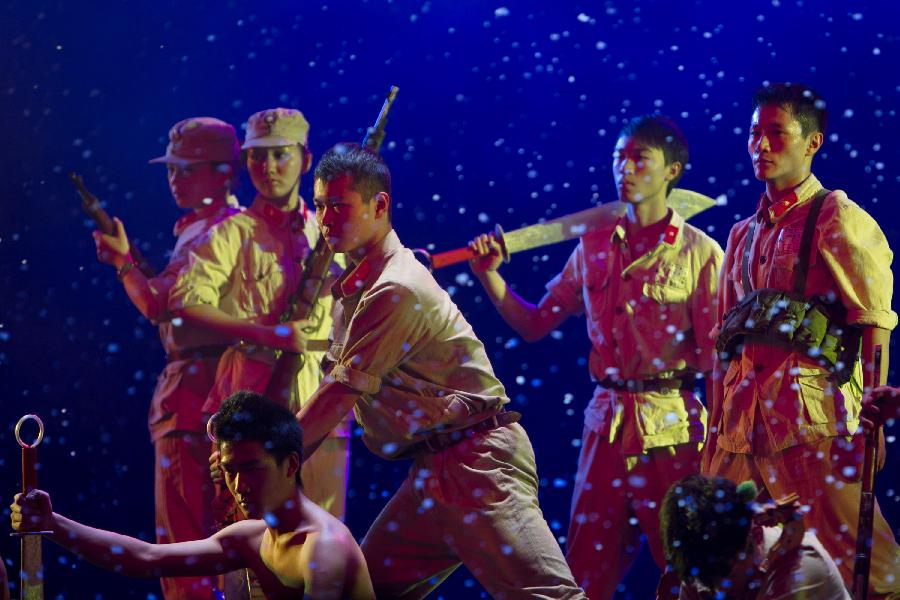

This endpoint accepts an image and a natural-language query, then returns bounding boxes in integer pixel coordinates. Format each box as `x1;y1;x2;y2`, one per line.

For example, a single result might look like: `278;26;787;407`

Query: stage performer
170;108;349;519
93;116;242;599
468;114;722;598
11;392;374;600
659;475;849;599
289;143;585;599
704;82;900;597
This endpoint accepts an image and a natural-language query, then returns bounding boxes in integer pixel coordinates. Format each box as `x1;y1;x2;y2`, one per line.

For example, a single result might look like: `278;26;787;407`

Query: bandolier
716;189;861;385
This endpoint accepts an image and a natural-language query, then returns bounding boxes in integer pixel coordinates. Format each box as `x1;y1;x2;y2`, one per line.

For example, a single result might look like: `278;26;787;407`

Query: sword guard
493;224;510;264
10;531;54;537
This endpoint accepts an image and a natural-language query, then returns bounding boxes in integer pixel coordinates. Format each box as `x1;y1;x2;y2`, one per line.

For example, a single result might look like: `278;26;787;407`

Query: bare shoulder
301;507;375;599
303;515;361;563
215;519;268;553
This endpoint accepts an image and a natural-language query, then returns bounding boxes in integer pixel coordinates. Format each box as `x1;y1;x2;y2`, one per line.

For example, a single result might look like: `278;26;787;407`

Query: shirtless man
10;391;374;600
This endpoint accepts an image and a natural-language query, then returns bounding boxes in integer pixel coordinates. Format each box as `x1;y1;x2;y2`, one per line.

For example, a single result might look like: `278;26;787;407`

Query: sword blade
21;445;43;600
503;188;716;255
21;537;43;600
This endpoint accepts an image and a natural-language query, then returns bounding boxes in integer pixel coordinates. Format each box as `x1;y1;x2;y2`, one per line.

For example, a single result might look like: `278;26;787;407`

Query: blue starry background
2;0;899;597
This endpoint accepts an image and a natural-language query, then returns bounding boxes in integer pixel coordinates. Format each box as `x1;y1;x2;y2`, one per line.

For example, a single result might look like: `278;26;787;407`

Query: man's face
247;145;304;201
313;174;383;254
219;440;294;520
166;162;229;209
612;136;671;205
748;104;815;188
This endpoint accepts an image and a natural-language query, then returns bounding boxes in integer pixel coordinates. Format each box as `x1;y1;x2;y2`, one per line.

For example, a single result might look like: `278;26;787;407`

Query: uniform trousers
566;424;700;600
360;423;586;600
155;432;218;599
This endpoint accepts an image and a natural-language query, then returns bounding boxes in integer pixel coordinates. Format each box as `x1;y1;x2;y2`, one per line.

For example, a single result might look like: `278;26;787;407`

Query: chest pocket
772;225;804;268
643;262;690;304
583;250;612;316
240;252;286;314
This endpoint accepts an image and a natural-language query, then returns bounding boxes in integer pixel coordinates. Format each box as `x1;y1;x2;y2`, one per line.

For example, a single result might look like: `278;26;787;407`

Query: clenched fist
10;489;54;533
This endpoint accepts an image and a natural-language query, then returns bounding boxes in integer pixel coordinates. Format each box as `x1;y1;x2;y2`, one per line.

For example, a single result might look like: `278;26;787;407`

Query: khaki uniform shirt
169;197;348;436
147;202;240;440
323;230;508;459
717;174;897;454
546;209;723;454
151;203;241;355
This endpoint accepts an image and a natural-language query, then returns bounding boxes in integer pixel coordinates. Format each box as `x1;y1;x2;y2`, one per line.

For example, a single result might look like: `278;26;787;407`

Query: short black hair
314;142;392;212
660;475;756;586
618;114;689;195
752;82;828;137
212;391;303;485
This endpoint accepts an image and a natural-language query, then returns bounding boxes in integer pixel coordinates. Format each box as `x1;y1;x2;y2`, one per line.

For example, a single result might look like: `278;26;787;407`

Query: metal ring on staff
15;414;44;449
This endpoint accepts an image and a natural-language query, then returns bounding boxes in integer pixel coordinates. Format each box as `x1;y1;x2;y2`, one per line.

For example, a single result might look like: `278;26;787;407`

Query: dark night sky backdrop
2;0;899;597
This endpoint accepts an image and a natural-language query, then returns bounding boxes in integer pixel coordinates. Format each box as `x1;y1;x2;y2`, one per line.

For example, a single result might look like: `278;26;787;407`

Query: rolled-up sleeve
168;222;238;311
546;241;586;316
144;267;177;323
329;283;432;395
818;195;897;330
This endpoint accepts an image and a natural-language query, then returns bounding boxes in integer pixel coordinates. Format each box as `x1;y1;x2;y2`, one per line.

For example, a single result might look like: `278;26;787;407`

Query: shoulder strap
793;188;831;296
741;219;757;293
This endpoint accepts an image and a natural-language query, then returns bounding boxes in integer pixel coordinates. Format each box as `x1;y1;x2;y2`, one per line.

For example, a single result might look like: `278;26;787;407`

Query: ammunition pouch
716;288;861;385
715;188;860;385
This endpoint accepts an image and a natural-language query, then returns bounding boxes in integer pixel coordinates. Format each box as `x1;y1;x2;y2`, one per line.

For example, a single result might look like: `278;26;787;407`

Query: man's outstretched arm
11;490;249;578
468;233;570;342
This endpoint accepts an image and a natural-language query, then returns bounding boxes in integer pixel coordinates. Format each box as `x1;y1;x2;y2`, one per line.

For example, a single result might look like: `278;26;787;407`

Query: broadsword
419;188;717;270
12;415;50;600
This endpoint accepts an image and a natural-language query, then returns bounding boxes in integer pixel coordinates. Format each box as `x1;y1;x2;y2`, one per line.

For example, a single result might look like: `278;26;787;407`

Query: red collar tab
767;192;800;222
662;223;679;246
173;212;202;237
334;258;373;299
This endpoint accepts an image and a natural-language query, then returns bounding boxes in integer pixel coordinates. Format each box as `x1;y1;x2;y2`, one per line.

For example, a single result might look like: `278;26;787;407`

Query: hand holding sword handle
417;223;509;271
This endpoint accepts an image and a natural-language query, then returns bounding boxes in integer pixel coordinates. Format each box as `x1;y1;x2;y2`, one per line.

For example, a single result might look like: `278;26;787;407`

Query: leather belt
416;409;521;454
166;344;229;363
597;375;696;393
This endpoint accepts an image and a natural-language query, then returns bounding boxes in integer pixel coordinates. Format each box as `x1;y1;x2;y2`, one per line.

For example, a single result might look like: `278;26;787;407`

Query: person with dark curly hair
659;474;848;599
